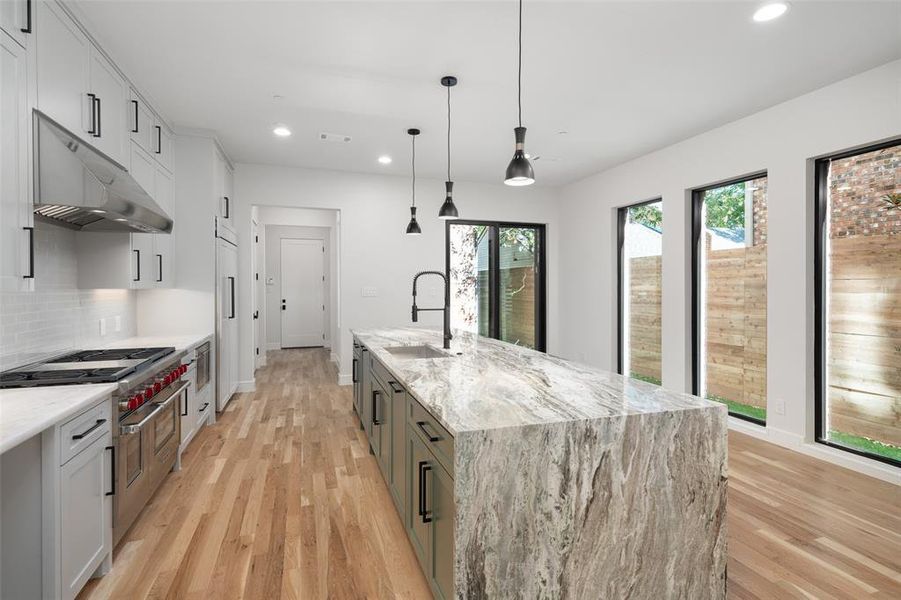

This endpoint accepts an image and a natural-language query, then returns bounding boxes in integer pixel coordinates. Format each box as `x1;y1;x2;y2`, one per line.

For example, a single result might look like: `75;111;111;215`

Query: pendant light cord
411;134;416;207
517;0;523;128
447;84;452;181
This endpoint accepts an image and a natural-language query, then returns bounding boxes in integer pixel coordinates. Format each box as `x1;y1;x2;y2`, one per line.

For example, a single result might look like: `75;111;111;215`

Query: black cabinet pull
23;226;34;279
105;445;115;496
352;358;359;383
181;386;188;417
155;125;162;154
199;402;209;413
156;254;163;282
223;196;230;219
93;95;101;138
416;421;441;443
228;276;235;319
371;390;381;425
131;100;139;133
418;461;432;523
72;419;106;440
86;94;97;135
253;310;259;319
133;249;140;281
20;0;32;33
388;381;403;394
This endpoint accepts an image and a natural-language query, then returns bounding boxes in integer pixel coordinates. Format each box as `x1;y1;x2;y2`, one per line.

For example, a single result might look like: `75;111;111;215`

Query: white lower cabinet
59;435;111;600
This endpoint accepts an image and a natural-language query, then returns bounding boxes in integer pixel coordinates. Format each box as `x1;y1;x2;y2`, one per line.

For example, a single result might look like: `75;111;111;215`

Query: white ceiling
75;1;901;186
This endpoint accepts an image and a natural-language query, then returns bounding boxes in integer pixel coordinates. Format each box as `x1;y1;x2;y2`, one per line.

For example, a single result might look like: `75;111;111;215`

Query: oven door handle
120;381;189;434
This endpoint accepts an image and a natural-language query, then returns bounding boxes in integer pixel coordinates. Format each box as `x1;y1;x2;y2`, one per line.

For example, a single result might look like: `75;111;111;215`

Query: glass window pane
699;177;768;423
621;201;662;384
823;143;900;463
449;224;490;337
498;227;539;348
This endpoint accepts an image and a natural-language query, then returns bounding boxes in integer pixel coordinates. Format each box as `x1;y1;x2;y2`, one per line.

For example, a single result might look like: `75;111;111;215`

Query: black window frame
445;219;547;352
616;197;663;377
691;171;768;425
814;138;900;468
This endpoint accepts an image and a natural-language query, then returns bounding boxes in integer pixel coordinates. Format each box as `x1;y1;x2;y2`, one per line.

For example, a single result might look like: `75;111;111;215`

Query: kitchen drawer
369;354;395;391
59;400;112;466
408;397;454;477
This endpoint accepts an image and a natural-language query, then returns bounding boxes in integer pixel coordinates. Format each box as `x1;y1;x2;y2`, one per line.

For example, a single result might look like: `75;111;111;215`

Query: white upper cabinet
35;0;90;136
88;47;128;165
1;29;34;292
0;0;32;48
130;90;173;173
215;150;235;234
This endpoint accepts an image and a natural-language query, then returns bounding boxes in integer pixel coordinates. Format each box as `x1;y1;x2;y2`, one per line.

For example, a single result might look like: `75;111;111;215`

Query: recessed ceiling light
272;124;291;137
753;2;789;22
378;155;392;165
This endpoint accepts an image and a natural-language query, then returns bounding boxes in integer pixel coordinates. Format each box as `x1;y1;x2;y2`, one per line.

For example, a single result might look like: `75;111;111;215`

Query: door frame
445;220;547;352
279;237;325;349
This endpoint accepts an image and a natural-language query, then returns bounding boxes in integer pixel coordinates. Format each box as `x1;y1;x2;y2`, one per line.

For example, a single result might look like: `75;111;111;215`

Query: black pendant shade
405;127;422;235
505;126;534;186
505;0;535;186
439;76;460;220
438;181;458;220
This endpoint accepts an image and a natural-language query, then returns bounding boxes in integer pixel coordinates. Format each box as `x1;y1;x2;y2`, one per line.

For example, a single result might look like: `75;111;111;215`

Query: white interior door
280;239;324;348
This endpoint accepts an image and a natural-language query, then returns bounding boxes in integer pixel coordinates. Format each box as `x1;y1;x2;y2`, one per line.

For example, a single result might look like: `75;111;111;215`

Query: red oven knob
145;386;154;399
164;374;172;385
181;364;188;375
153;382;162;393
172;368;180;379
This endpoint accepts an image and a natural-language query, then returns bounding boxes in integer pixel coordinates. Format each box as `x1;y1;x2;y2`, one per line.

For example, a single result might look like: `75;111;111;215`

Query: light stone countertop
352;327;724;435
0;383;117;454
103;332;213;354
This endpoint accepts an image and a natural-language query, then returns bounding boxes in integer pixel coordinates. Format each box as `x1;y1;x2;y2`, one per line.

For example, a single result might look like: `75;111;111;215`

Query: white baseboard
727;419;899;485
337;372;352;386
266;342;280;351
237;380;256;393
330;352;339;366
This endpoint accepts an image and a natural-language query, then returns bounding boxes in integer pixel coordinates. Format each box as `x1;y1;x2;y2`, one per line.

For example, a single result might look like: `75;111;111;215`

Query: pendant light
438;75;460;220
504;0;535;186
405;128;422;235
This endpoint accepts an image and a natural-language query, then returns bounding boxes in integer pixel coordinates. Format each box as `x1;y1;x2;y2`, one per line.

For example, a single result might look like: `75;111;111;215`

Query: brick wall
751;176;768;246
829;144;900;238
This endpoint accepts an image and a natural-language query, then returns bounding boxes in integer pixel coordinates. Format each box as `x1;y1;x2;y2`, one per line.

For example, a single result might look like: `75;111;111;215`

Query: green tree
628;203;662;230
703;183;745;229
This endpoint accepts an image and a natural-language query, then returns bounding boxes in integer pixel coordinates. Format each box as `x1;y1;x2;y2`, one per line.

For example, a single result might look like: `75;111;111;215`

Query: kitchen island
352;327;727;599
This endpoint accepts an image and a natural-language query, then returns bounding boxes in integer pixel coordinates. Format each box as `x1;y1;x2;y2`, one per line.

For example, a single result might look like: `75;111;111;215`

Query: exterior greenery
706;393;767;422
630;372;661;385
828;430;901;462
703;183;746;229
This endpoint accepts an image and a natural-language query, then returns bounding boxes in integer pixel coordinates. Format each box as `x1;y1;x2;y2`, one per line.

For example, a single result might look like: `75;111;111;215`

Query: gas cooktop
0;347;176;388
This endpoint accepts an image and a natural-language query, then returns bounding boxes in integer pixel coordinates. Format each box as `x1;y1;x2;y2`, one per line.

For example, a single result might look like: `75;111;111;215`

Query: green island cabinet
353;337;455;600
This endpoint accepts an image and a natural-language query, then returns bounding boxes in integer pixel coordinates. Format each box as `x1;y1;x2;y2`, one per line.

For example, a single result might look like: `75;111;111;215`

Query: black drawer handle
72;418;106;440
388;381;403;394
416;420;441;443
105;445;115;496
371;390;381;425
181;386;188;416
418;461;432;524
352;358;358;383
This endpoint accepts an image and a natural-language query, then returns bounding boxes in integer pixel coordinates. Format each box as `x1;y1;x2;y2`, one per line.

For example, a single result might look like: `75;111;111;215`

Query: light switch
362;286;378;297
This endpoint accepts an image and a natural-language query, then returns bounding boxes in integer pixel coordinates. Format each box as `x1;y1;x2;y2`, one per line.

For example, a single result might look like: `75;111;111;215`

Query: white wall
0;222;137;370
558;60;901;482
234;166;561;384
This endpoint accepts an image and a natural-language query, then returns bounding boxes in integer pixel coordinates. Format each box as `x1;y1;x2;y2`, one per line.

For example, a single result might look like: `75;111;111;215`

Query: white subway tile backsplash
0;223;137;370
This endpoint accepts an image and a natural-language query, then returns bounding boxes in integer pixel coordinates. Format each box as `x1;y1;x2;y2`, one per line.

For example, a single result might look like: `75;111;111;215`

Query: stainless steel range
1;347;189;544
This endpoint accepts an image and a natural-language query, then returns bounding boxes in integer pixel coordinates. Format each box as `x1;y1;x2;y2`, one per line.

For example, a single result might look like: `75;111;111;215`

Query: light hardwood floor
79;349;900;600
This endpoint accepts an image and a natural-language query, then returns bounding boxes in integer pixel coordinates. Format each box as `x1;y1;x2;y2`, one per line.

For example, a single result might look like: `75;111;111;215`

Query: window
446;221;546;351
815;140;900;466
617;199;663;384
692;173;768;423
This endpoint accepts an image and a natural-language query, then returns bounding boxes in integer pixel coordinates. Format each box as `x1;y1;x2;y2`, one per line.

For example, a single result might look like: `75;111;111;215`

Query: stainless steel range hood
32;110;173;233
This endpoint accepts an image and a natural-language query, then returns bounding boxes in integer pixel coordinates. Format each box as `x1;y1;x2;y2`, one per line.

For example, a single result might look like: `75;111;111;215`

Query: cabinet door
130;142;155;197
0;0;29;48
154;122;173;172
368;385;382;458
407;431;431;573
378;382;392;479
59;435;111;600
89;47;127;165
153;165;173;218
128;91;153;152
390;389;408;514
130;233;154;289
180;376;197;446
36;1;90;136
0;30;33;292
429;463;455;600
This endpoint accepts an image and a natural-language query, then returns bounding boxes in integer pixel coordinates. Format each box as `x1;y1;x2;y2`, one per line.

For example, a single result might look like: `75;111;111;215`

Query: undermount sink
384;345;452;359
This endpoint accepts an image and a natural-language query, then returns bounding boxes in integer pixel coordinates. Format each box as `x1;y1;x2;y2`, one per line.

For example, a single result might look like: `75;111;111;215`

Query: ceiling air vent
319;132;352;143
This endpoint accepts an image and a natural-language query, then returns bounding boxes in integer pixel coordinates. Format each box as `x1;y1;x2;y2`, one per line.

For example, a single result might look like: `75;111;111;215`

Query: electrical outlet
114;316;122;332
362;286;378;297
99;318;107;336
773;399;786;415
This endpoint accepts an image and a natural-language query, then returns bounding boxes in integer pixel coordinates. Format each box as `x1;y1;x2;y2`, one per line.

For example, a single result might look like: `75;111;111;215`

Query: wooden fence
628;256;662;382
827;234;900;447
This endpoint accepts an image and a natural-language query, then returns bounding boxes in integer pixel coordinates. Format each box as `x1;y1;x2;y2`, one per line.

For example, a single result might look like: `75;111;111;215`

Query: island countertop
351;327;725;435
